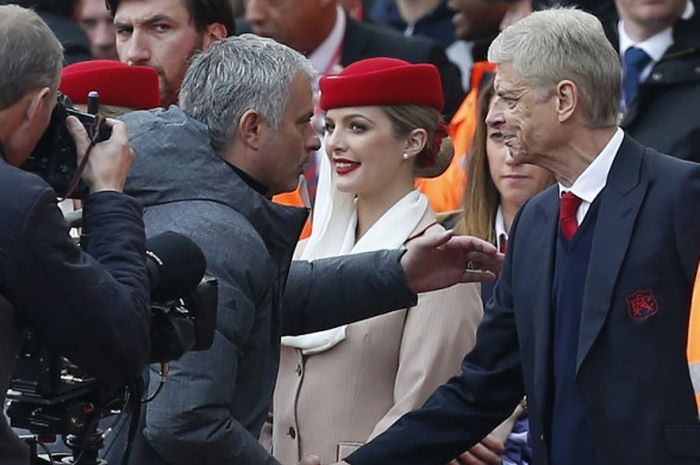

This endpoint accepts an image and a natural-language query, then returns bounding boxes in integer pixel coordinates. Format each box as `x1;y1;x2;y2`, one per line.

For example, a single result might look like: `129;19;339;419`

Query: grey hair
488;7;620;128
0;5;63;110
180;34;316;154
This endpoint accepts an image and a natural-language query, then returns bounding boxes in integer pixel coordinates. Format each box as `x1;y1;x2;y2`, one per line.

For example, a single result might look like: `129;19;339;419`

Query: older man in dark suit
333;7;700;465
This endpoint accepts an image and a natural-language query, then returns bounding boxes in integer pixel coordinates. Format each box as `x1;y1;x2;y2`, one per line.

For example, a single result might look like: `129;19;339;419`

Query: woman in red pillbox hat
271;58;485;464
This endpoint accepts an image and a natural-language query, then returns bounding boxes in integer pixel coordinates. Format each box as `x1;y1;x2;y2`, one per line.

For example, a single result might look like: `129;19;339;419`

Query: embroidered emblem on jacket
626;289;659;320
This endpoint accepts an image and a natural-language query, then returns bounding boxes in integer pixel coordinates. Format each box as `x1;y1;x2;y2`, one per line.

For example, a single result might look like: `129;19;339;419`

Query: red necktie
498;233;508;254
560;191;583;240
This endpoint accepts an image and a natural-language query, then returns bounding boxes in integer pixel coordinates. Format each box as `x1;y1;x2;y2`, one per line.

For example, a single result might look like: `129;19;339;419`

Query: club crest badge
626;290;659;320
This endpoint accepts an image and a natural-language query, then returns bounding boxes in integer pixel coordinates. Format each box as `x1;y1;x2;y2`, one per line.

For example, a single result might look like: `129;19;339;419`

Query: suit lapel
576;136;649;372
529;188;559;428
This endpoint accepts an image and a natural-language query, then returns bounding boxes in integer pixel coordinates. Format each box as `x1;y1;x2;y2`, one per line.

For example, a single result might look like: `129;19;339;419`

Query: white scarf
281;154;429;354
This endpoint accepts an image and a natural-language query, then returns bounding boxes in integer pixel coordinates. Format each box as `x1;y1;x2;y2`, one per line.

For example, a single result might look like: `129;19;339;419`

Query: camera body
7;276;218;437
21;93;112;199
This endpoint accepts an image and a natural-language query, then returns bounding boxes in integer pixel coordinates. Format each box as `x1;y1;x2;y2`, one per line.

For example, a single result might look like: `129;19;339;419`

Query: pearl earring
402;153;409;160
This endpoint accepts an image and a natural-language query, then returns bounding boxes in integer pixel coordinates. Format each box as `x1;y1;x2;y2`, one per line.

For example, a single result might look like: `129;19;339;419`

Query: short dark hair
105;0;235;37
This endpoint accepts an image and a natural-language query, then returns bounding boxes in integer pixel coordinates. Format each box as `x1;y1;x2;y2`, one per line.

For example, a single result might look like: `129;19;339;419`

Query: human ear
238;109;265;150
556;80;577;123
24;87;53;127
403;128;428;159
202;22;227;48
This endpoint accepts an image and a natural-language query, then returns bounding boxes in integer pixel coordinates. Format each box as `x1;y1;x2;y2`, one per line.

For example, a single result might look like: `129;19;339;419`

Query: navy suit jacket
347;135;700;465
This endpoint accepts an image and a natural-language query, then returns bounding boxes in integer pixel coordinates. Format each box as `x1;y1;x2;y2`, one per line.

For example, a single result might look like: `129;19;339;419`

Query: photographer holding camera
0;5;150;464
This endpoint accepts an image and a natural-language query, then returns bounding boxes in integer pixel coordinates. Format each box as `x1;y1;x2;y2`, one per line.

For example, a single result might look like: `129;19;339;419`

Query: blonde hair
454;82;499;243
382;104;454;179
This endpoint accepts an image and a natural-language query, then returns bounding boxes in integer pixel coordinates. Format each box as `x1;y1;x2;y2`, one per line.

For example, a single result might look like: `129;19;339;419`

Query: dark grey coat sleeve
281;250;418;336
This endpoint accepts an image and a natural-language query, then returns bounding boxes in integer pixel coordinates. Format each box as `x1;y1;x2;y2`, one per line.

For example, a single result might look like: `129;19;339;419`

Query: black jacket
607;19;700;163
0;144;150;463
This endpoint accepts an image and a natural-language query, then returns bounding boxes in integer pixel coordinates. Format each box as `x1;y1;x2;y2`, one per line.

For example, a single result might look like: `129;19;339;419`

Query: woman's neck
355;183;415;240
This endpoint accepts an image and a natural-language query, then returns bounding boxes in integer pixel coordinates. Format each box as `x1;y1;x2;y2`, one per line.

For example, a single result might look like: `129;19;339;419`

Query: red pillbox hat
319;57;443;112
60;60;160;110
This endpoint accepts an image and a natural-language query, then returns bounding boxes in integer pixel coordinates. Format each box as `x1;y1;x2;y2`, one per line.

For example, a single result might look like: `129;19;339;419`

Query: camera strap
64;115;106;199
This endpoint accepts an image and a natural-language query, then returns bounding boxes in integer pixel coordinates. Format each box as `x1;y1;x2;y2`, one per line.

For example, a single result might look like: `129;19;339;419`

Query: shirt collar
618;21;674;63
494;205;508;240
558;128;624;203
495;204;507;243
683;0;695;19
309;5;346;79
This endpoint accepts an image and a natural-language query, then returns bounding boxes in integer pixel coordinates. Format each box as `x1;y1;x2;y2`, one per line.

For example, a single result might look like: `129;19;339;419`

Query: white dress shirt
557;128;624;224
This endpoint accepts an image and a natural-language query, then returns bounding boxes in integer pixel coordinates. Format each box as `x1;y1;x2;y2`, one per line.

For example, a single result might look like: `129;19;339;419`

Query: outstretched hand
401;230;503;294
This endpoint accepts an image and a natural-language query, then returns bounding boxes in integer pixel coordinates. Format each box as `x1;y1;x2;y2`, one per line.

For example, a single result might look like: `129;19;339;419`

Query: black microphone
145;232;206;302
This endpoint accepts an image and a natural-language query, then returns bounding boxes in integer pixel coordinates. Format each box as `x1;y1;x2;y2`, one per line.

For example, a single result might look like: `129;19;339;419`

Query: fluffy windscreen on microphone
145;232;206;302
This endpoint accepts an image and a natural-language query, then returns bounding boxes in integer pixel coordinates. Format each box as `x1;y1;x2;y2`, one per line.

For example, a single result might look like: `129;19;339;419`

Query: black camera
21;93;112;199
6;232;218;464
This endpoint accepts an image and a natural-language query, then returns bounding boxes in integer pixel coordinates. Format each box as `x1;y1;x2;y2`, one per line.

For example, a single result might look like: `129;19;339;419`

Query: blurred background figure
10;0;91;63
76;0;118;60
605;0;700;162
339;0;366;18
368;0;455;50
231;0;245;17
536;0;617;25
366;0;470;83
271;58;485;465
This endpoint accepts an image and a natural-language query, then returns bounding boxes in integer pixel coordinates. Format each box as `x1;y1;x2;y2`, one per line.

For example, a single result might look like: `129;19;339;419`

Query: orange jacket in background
688;263;700;413
273;190;312;239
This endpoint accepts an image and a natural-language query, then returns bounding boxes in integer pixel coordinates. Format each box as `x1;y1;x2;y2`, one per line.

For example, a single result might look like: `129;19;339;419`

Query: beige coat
270;211;484;464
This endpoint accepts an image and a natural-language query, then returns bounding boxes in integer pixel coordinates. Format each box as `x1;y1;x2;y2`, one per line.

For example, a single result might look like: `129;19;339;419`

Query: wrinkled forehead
493;64;526;93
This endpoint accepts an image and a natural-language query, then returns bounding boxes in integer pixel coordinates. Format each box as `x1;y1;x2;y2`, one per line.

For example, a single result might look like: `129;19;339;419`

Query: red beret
60;60;160;110
319;57;443;112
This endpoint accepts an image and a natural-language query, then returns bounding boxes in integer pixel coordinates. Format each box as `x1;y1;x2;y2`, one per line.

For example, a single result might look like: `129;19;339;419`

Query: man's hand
299;455;321;465
401;230;503;294
66;116;134;193
449;434;505;465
